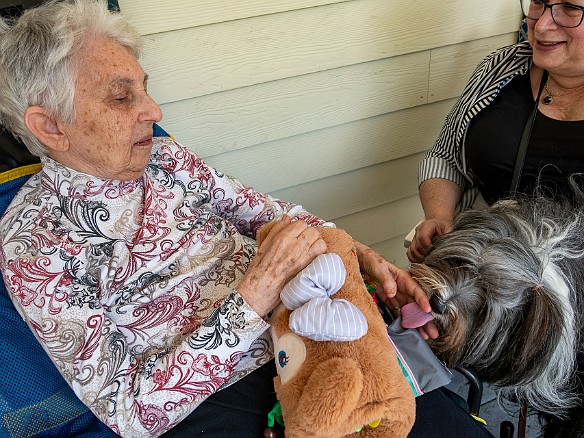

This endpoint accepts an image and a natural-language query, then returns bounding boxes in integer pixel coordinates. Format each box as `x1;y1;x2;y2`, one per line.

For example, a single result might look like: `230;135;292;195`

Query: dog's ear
256;221;279;246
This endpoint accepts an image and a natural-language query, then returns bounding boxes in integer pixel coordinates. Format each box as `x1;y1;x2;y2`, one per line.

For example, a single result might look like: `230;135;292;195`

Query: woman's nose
140;93;163;123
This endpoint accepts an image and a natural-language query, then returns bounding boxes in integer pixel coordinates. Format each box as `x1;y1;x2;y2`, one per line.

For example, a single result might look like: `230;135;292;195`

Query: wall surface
119;0;523;267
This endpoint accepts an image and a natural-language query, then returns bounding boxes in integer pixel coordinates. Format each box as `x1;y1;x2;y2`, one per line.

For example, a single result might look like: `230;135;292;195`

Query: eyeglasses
521;0;584;28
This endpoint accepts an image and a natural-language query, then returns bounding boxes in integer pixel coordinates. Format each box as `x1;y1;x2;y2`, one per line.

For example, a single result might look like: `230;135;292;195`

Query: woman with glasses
408;0;584;262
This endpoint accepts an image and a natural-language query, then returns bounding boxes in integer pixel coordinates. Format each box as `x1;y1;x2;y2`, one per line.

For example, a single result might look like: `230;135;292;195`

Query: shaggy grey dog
410;194;584;437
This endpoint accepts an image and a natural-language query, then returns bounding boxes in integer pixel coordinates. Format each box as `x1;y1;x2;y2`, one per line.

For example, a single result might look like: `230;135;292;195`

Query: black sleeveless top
465;72;584;205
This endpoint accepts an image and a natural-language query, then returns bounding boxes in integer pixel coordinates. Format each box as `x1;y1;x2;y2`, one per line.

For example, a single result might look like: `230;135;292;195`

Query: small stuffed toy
257;223;415;438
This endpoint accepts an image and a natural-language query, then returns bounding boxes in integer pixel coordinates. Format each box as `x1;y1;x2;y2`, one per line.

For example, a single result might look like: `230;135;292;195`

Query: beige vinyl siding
119;0;523;267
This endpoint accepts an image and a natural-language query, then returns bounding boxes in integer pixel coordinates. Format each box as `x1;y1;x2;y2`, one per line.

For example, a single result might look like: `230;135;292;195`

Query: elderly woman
0;1;427;437
408;0;584;263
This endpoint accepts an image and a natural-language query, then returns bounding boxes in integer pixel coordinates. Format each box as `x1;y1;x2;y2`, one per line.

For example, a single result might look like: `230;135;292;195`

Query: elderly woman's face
58;37;162;180
528;0;584;78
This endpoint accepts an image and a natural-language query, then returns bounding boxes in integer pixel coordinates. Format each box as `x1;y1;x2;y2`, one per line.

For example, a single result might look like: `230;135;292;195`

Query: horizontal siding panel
160;51;430;158
334;194;424;253
270;152;426;221
429;32;519;103
202;99;454;193
139;0;523;104
118;0;345;35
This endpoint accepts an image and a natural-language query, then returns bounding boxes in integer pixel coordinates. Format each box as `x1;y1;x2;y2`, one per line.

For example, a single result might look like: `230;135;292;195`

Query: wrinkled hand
406;218;453;263
355;241;438;339
238;217;327;317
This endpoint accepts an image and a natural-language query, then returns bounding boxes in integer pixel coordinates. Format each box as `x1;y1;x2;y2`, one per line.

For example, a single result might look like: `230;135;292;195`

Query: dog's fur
410;193;584;437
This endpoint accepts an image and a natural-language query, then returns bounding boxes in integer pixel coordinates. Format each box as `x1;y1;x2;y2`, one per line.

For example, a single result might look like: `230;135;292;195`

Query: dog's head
410;197;584;413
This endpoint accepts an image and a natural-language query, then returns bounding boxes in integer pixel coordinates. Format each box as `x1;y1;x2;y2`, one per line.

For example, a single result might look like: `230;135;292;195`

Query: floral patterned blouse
0;136;328;437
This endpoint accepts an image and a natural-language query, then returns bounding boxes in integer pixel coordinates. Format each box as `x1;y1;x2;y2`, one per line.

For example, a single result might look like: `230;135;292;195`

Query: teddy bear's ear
256;221;279;246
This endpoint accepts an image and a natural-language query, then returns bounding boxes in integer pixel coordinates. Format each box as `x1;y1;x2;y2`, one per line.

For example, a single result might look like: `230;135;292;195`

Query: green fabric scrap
267;401;284;427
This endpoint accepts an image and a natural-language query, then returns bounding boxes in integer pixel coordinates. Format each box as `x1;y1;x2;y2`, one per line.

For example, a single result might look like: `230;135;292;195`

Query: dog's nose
430;294;447;314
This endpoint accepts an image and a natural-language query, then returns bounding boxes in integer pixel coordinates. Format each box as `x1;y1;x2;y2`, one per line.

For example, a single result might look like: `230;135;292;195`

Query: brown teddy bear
257;222;415;438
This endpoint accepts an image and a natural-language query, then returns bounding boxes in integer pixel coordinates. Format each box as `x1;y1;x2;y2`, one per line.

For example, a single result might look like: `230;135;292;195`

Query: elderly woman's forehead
76;36;137;65
76;38;145;83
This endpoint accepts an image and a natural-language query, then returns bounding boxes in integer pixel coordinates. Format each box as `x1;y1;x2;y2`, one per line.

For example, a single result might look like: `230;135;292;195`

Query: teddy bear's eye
273;332;306;384
278;351;289;367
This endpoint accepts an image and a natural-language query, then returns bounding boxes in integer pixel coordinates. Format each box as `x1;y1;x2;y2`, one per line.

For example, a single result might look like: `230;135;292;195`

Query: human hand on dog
408;179;460;262
354;241;438;339
238;216;327;317
407;218;453;263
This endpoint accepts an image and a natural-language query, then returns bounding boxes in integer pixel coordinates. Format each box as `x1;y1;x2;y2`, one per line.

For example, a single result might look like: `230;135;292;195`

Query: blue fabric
519;17;528;43
153;123;170;138
0;176;116;437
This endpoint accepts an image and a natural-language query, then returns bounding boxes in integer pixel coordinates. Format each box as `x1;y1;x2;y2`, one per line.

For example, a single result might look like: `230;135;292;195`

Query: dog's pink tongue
400;302;434;329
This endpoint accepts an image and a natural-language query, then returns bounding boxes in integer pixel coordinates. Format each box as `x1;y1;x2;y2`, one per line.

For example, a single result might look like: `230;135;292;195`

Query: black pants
409;387;495;437
161;361;280;438
162;362;492;438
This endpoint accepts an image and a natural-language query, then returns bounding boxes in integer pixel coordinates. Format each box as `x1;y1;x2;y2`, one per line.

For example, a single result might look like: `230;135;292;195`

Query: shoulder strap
510;69;548;194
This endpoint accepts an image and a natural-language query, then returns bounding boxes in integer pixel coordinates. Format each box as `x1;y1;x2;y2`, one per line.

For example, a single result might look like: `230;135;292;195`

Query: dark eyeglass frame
523;0;584;28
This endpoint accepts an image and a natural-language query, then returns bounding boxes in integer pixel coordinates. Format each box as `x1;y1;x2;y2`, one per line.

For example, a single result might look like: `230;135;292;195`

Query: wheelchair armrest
454;365;483;417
